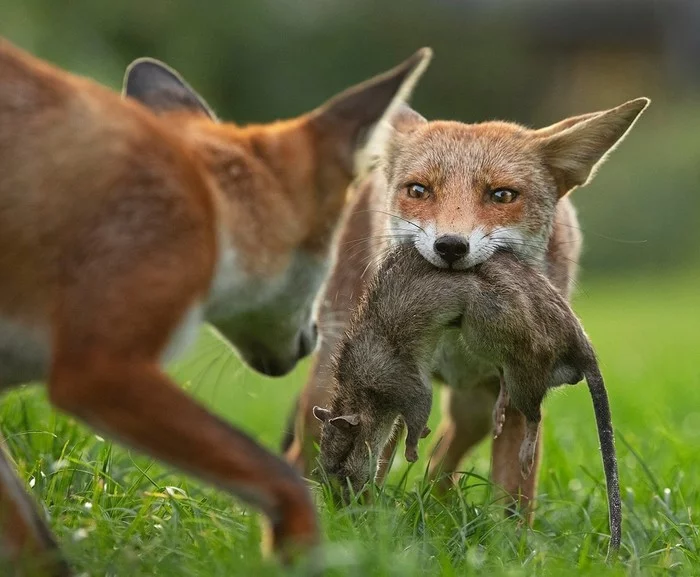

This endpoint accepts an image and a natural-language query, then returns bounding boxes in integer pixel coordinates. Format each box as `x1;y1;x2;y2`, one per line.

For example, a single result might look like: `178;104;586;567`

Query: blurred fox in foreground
0;37;431;574
285;92;648;518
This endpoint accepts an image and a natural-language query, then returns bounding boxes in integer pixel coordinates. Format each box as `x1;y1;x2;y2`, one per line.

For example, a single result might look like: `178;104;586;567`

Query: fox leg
491;406;542;523
502;382;544;493
0;442;71;576
46;221;318;560
428;382;496;492
427;371;541;521
518;420;540;480
284;347;333;477
49;358;317;559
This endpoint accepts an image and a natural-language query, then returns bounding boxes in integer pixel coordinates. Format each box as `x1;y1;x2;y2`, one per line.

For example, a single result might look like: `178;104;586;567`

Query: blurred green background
2;0;699;277
1;3;700;573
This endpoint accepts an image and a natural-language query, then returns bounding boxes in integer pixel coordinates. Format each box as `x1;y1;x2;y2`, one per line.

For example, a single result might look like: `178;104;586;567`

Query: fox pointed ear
309;48;432;175
361;103;427;172
533;111;602;138
123;58;217;120
391;104;427;134
537;97;650;195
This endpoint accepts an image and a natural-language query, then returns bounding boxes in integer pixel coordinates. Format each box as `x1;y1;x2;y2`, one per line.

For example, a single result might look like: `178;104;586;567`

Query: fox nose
297;323;318;360
434;235;468;264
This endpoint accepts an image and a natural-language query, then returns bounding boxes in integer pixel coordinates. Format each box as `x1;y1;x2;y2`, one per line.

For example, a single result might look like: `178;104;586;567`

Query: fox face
377;100;649;270
123;50;431;375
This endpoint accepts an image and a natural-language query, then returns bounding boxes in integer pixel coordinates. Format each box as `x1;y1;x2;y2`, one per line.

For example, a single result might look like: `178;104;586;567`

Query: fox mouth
415;243;473;271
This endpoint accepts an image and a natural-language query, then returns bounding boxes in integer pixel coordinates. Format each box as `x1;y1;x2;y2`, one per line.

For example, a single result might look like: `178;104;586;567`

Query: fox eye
491;189;519;204
407;183;430;199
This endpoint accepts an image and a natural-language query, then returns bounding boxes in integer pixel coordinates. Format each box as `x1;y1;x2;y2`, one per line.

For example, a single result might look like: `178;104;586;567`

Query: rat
313;244;621;558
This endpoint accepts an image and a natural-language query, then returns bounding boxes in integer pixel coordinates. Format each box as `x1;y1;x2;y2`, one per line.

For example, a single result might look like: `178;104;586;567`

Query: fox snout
242;322;318;377
297;322;318;359
410;223;529;270
249;354;295;378
433;234;469;265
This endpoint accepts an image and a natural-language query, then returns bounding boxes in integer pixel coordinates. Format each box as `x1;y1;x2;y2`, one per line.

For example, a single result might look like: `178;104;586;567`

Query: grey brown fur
314;245;621;558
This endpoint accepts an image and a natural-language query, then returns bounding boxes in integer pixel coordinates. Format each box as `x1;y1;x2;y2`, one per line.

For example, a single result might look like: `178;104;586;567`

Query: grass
1;269;699;576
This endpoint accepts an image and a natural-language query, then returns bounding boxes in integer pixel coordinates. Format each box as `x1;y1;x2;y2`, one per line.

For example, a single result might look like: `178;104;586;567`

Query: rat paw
493;409;506;439
404;445;419;463
492;389;509;438
518;437;536;479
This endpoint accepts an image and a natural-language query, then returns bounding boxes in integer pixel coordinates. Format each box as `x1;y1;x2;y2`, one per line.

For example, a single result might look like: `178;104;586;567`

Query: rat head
312;331;432;496
312;403;390;496
313;403;430;497
373;98;649;270
123;49;432;376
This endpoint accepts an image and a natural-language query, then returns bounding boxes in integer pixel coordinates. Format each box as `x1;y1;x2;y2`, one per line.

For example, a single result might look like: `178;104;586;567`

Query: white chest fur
0;231;229;389
160;304;204;366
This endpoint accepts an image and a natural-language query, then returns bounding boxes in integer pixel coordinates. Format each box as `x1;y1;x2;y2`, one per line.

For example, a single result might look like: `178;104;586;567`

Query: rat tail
584;359;622;562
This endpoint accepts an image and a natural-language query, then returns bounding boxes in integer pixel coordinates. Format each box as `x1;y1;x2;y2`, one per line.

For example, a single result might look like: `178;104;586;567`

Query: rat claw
493;413;506;438
518;424;538;479
519;450;533;478
492;385;509;438
405;446;419;462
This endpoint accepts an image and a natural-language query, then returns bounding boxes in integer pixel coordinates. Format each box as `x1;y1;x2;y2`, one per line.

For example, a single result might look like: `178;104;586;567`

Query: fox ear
392;104;427;134
123;58;217;120
533;111;602;138
537;97;650;195
309;48;432;176
361;103;427;171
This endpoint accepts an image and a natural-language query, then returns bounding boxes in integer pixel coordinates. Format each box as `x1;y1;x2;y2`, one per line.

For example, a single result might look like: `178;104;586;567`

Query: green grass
2;270;699;576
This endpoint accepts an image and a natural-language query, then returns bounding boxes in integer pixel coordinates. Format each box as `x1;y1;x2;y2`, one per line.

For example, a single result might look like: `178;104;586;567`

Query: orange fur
0;444;70;576
0;37;432;572
121;48;432;374
287;97;648;518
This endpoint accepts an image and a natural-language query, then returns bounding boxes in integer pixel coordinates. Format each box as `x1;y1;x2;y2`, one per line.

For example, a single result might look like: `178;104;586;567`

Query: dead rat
313;244;621;557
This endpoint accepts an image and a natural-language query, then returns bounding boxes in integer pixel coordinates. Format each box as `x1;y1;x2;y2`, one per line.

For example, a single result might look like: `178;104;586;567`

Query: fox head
373;99;649;270
123;49;432;376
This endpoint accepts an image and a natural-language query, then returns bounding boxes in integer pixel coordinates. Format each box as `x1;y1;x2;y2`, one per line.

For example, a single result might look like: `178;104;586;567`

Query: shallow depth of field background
1;1;699;575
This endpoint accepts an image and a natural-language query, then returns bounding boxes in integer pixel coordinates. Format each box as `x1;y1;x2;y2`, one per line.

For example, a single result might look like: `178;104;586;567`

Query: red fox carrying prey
314;244;621;558
286;95;648;519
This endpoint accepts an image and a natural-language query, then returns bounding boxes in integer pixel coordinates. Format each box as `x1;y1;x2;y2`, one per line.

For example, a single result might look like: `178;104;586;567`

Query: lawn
1;269;699;576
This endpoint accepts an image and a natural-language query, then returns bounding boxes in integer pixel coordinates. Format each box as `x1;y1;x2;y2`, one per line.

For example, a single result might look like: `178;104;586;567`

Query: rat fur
314;245;621;557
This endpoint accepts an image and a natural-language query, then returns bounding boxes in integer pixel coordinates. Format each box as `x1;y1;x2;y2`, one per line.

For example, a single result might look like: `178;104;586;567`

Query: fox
314;244;621;558
0;38;431;574
284;96;648;517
